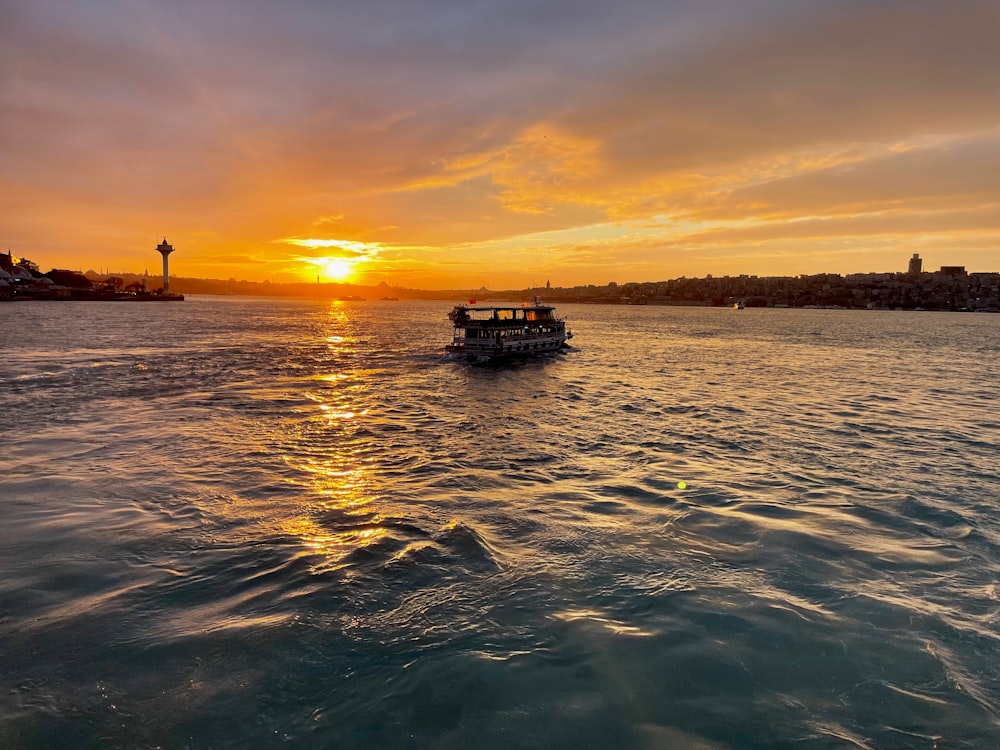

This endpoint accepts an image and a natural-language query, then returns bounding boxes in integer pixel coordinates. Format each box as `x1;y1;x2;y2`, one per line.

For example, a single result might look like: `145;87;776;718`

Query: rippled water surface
2;297;999;749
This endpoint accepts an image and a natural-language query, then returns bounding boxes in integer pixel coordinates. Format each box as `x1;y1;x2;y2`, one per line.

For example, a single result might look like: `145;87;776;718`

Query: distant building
908;253;922;274
939;266;966;276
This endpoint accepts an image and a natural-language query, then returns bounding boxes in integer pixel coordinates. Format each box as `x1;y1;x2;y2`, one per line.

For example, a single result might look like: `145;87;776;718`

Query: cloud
683;133;1000;221
188;254;270;266
278;238;381;261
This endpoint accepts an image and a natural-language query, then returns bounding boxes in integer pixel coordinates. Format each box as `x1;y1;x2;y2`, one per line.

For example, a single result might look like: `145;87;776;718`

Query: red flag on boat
468;298;476;305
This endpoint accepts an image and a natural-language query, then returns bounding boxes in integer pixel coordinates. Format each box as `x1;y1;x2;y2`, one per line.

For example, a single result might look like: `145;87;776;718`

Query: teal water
1;298;999;749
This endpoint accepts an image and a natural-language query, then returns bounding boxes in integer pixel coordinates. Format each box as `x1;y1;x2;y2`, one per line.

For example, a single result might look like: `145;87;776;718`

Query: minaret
156;237;175;293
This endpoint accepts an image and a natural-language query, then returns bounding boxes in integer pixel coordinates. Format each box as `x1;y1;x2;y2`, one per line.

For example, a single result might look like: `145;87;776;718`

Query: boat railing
464;328;565;342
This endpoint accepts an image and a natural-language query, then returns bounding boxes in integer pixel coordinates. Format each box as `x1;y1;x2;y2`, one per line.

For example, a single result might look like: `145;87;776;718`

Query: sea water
1;297;999;749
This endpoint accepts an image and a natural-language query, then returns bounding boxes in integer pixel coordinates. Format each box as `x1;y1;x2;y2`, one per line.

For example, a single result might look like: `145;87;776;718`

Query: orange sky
2;0;999;289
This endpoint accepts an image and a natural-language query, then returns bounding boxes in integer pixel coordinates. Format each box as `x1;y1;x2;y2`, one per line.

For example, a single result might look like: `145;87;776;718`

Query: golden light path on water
278;305;387;572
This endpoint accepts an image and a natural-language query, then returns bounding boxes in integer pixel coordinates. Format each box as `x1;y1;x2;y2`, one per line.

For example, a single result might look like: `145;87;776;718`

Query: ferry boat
446;298;572;362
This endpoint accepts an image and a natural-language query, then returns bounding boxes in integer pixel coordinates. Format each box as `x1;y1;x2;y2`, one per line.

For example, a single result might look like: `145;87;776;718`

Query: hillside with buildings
2;250;998;311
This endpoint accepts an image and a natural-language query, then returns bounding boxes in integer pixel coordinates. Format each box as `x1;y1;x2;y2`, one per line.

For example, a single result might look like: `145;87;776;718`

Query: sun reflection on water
275;302;386;572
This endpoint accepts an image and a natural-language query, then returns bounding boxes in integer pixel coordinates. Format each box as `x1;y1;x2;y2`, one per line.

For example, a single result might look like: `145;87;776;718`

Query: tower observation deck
156;237;175;293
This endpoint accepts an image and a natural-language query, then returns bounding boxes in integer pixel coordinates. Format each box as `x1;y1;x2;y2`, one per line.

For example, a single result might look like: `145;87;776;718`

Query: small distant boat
337;295;366;302
733;299;746;310
379;296;399;301
120;293;185;302
445;298;572;362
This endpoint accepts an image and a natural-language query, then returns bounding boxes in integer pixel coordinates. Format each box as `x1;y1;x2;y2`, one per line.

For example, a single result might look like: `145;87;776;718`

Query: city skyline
5;233;998;293
3;1;1000;290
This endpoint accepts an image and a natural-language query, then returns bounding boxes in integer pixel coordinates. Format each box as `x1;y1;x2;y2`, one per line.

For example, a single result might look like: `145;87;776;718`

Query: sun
286;238;378;282
319;257;355;282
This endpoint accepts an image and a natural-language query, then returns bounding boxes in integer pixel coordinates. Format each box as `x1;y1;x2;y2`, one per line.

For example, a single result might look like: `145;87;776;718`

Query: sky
2;0;999;289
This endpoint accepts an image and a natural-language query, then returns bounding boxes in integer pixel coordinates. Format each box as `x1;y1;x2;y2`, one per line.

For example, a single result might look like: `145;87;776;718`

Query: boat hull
446;335;570;362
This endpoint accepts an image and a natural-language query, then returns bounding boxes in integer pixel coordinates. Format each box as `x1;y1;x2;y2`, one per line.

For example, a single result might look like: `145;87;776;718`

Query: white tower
156;237;175;294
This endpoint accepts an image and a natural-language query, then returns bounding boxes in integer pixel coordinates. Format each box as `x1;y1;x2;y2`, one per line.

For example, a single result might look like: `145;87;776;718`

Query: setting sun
319;257;355;281
283;238;379;284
